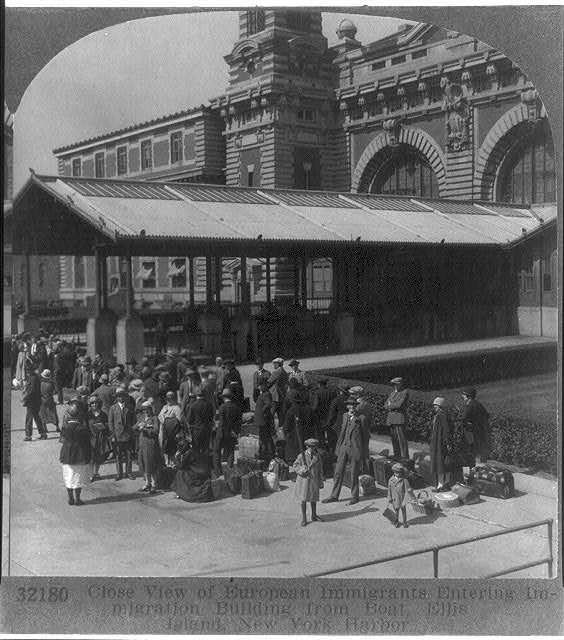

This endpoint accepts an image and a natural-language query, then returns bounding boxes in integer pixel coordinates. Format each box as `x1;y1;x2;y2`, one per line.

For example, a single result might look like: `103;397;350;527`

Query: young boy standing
293;438;324;527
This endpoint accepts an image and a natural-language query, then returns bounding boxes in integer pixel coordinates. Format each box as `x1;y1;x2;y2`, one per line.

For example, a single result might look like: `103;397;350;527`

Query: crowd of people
12;330;490;524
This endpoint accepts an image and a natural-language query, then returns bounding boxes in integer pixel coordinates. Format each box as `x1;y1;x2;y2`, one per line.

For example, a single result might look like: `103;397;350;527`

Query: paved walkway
6;385;557;578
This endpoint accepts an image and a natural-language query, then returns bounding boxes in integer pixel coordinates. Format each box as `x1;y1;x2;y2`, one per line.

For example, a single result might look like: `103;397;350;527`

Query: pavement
6;381;558;579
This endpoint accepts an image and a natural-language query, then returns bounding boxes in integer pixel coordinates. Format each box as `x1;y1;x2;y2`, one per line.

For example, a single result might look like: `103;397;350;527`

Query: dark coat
311;386;335;427
430;408;451;479
59;413;92;465
385;388;409;425
322;394;347;435
252;368;270;402
39;379;58;425
88;409;111;463
254;390;273;434
108;401;136;443
460;398;490;453
283;401;316;464
93;383;115;415
217;401;242;440
22;372;41;409
268;367;288;403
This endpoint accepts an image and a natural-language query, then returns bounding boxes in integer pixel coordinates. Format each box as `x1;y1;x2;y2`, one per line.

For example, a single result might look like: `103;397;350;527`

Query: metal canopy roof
12;173;553;256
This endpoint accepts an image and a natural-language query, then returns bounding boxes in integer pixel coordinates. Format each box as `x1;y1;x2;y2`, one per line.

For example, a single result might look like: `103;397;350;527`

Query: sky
12;10;413;193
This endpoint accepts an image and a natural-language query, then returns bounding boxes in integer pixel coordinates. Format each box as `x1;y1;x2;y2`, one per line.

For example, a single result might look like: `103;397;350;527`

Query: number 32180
16;587;69;602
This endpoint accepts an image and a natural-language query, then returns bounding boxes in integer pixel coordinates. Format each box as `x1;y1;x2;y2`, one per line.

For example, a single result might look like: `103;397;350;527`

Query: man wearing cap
350;386;372;475
268;358;288;427
252;358;270;404
322;397;364;505
186;388;215;455
460;388;490;464
385;377;410;460
108;388;137;480
288;359;309;389
213;388;242;477
430;396;451;491
321;383;349;457
72;356;96;394
93;373;115;415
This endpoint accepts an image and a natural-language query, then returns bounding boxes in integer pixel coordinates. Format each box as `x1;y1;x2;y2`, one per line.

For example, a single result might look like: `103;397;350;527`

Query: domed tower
211;9;338;190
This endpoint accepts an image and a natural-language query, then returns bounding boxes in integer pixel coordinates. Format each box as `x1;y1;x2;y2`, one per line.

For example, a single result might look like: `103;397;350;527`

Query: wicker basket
410;489;435;515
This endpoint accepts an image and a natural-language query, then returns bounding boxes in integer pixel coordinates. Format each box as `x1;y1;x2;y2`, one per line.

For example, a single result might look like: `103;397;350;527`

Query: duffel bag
155;466;177;490
241;471;264;499
263;471;280;492
359;474;377;496
451;482;480;505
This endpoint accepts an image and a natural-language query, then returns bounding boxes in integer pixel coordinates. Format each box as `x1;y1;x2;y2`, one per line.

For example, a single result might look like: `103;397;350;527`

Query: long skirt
138;440;163;477
62;463;89;489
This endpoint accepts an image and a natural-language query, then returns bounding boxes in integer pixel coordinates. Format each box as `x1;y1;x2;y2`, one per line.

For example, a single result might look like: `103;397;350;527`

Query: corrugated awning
12;173;550;254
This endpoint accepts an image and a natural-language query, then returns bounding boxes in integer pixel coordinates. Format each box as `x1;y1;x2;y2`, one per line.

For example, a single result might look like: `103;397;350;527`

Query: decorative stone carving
382;118;403;148
441;76;470;151
521;89;542;123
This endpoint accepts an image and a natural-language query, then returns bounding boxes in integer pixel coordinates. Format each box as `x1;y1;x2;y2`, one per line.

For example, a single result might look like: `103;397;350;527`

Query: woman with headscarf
135;399;163;493
39;368;60;433
60;396;92;505
429;396;452;491
87;395;111;481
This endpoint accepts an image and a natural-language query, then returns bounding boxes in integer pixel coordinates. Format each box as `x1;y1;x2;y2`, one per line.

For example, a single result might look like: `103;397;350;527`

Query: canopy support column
205;257;213;309
87;244;115;361
188;257;195;308
300;257;308;307
116;253;144;365
17;250;40;334
265;257;272;305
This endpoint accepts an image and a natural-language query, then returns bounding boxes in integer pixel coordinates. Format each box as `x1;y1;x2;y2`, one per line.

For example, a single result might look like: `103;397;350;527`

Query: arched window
369;146;438;197
498;123;555;204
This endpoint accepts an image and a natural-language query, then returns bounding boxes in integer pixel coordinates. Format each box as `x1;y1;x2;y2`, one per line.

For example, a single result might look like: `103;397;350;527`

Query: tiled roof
52;105;208;154
17;174;547;248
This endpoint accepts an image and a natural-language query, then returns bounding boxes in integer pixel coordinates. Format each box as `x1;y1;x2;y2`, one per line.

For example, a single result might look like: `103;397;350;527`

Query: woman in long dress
39;369;60;433
60;396;92;506
429;396;451;491
136;400;163;493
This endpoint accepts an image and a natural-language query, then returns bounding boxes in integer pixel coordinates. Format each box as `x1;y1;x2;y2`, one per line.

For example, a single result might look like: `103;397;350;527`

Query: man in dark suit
385;377;410;460
254;379;275;461
186;388;215;455
92;373;115;415
460;387;490;464
322;398;364;505
252;358;270;404
267;357;288;427
23;362;47;441
350;385;373;475
222;360;244;410
212;388;242;477
321;383;349;457
108;388;136;480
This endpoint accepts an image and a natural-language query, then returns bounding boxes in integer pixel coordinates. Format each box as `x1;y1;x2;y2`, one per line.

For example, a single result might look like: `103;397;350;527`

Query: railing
306;518;554;579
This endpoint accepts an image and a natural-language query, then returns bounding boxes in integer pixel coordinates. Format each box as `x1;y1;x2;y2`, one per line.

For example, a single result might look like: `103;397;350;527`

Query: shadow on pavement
320;503;378;522
85;491;161;505
407;510;448;526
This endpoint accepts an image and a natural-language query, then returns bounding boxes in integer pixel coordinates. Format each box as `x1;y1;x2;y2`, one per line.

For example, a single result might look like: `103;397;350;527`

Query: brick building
26;10;557;343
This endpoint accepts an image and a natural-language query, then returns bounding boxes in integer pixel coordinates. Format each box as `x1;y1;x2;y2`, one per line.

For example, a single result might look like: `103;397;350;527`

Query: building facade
49;9;557;338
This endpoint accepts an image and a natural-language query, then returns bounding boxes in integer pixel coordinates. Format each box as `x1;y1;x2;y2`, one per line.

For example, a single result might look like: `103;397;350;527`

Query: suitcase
359;474;377;496
451;482;480;505
237;456;268;474
224;465;244;494
238;434;260;459
372;456;393;487
468;465;514;499
241;471;264;499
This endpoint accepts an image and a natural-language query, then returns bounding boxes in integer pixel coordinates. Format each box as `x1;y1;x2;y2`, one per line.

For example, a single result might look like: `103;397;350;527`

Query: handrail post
547;520;553;578
433;547;439;578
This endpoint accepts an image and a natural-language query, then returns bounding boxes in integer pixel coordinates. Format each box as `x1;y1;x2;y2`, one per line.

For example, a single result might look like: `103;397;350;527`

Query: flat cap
390;377;403;385
349;385;364;395
304;438;319;447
